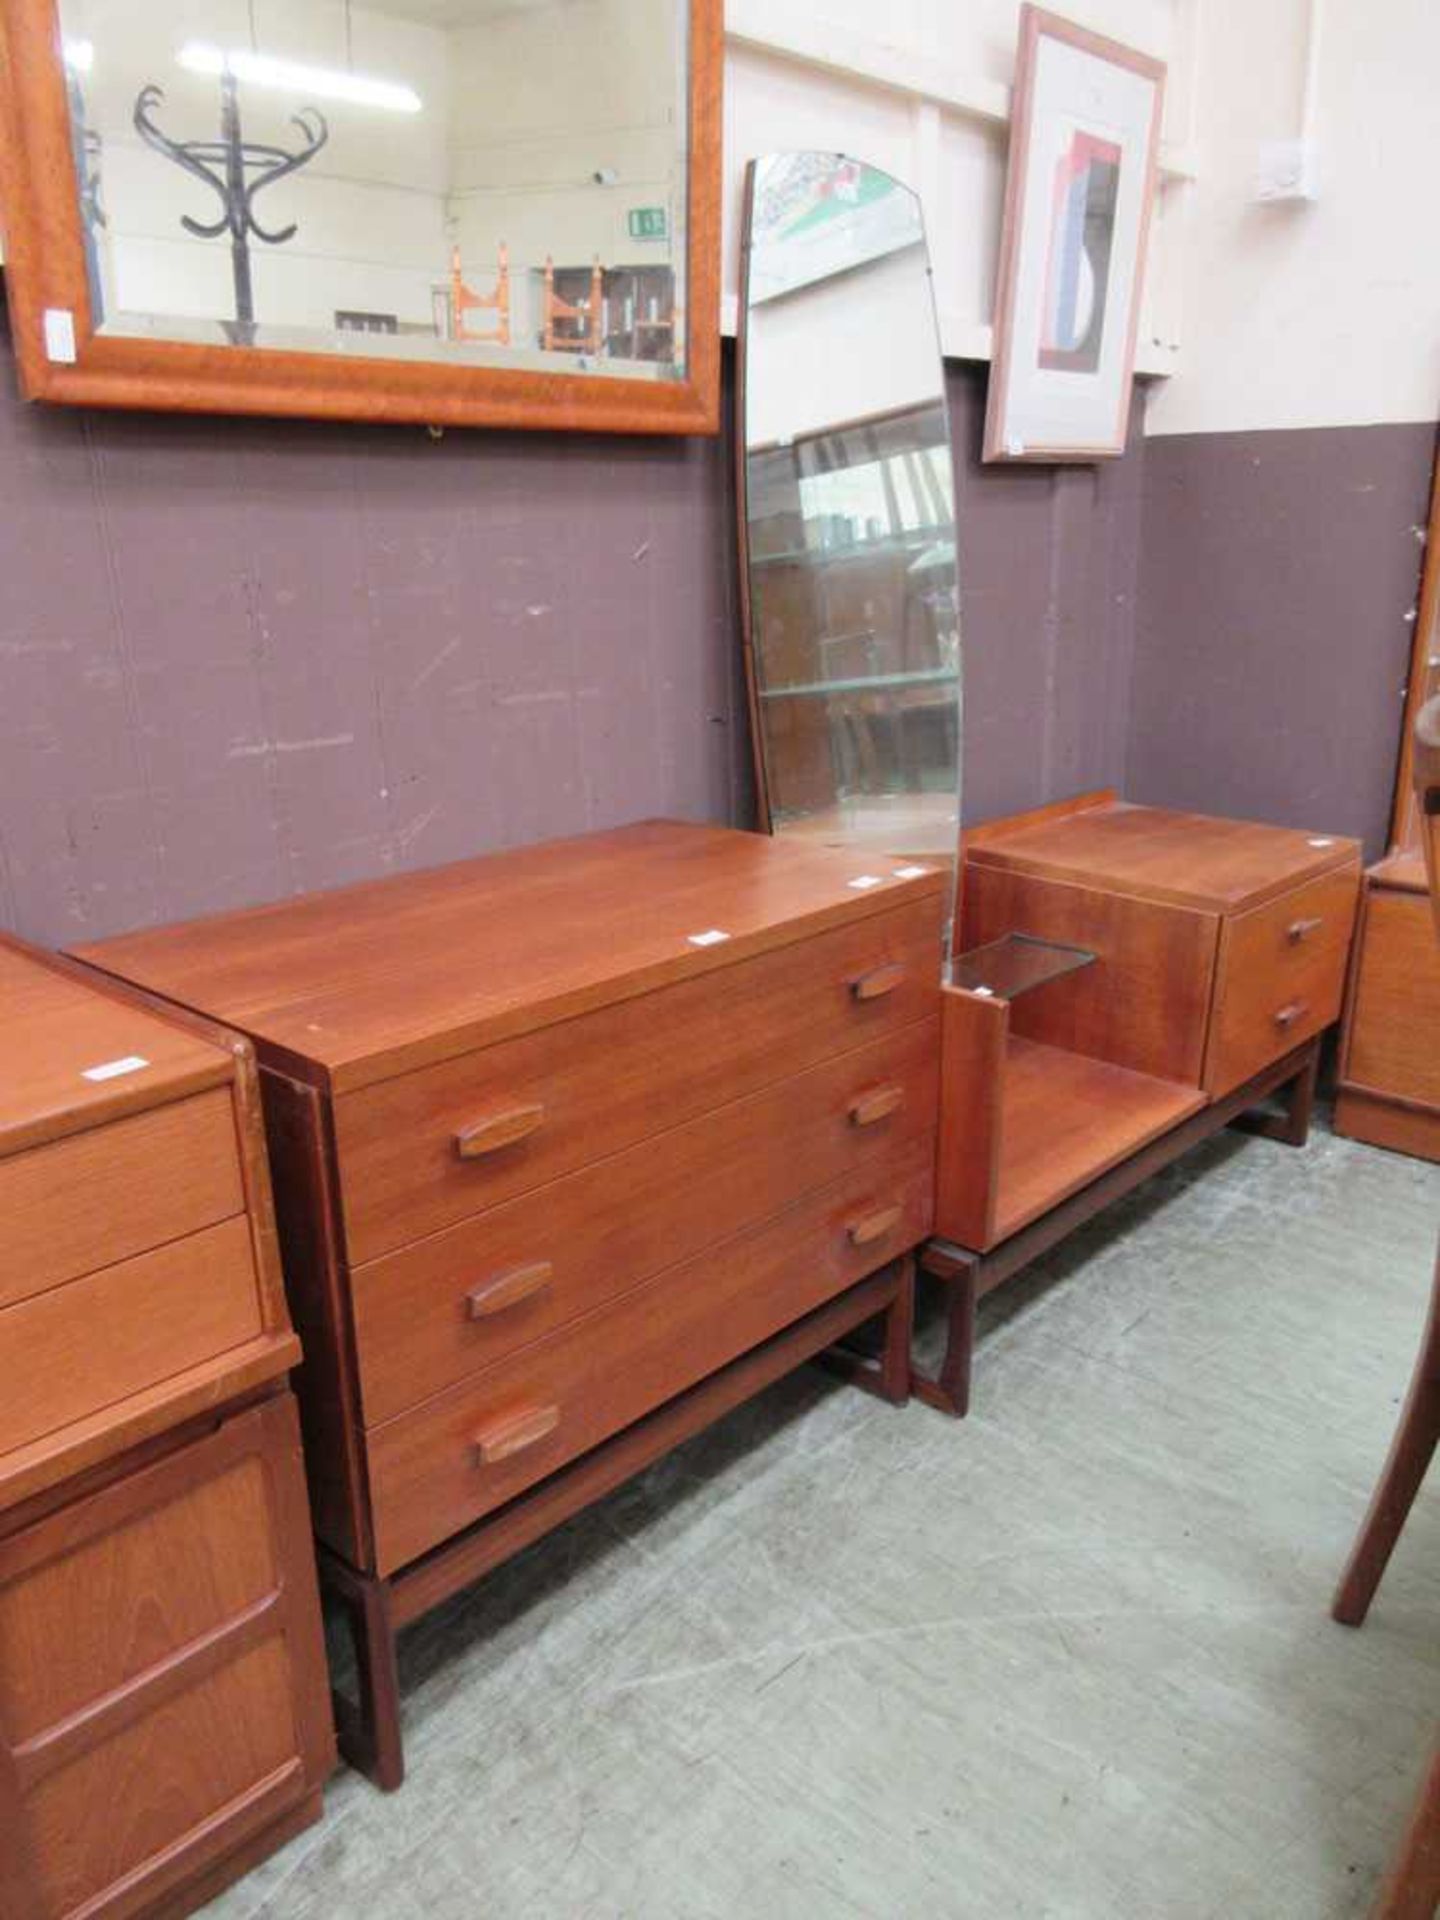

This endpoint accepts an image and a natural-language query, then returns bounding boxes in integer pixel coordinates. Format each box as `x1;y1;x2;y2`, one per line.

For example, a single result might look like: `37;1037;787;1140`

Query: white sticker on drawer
1308;837;1334;848
893;866;930;879
687;929;730;947
847;875;883;890
81;1054;150;1082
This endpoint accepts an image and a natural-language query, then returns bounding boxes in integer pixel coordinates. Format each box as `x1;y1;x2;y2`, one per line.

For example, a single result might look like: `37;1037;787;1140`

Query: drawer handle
1287;916;1324;943
473;1404;560;1466
848;1084;905;1128
466;1260;554;1320
847;1204;903;1248
1273;1001;1309;1031
454;1103;545;1161
851;962;906;1003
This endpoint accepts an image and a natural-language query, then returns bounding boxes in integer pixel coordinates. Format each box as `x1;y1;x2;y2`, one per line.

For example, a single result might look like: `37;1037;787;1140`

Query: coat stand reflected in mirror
133;70;328;346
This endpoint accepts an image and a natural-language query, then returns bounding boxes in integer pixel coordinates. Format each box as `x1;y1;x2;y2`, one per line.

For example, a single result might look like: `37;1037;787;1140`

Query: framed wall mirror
0;0;720;432
736;152;963;885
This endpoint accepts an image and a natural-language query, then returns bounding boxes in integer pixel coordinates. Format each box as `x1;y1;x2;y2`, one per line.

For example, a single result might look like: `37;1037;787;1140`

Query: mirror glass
55;0;688;382
739;153;962;861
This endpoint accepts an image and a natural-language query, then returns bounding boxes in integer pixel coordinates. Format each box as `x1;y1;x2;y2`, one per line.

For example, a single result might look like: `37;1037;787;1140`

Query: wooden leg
1371;1740;1440;1920
816;1256;913;1406
877;1254;914;1405
1231;1040;1319;1149
319;1548;405;1791
1334;1253;1440;1627
911;1250;979;1419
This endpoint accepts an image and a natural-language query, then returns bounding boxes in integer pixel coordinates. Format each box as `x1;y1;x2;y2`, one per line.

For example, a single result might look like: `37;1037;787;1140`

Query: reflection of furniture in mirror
737;153;961;874
1335;440;1440;1162
76;823;943;1789
542;256;603;355
449;243;509;346
0;0;720;433
1331;697;1440;1920
916;794;1362;1416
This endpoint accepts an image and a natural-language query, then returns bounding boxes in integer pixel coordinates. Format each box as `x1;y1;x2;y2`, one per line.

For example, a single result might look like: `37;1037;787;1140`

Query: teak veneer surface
0;938;230;1154
966;801;1360;913
77;820;947;1091
994;1037;1205;1240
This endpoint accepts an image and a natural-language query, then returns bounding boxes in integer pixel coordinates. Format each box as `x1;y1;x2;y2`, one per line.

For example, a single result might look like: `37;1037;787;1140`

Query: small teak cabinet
914;794;1362;1416
77;821;945;1788
0;937;332;1920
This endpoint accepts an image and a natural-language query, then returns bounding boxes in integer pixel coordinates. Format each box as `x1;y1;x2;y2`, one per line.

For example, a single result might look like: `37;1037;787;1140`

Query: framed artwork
983;6;1165;462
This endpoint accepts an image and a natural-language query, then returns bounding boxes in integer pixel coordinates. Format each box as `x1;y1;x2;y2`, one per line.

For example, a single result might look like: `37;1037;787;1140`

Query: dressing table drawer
350;1018;939;1423
365;1139;934;1573
333;896;940;1263
1205;868;1359;1093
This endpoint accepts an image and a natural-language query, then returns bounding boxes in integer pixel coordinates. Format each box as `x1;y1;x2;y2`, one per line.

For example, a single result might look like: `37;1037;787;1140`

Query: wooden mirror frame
1390;433;1440;850
0;0;721;434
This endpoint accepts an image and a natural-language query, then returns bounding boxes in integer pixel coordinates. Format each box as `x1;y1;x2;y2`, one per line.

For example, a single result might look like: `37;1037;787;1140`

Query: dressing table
75;820;944;1788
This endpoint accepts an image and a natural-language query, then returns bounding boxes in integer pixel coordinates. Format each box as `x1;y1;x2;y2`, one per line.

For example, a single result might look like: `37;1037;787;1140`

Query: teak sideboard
918;794;1363;1415
76;821;946;1789
0;936;332;1920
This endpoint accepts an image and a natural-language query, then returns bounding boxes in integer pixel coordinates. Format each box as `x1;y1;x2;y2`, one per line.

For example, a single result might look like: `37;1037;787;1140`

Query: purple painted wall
0;323;1148;946
7;303;1417;947
0;315;746;944
1128;421;1435;859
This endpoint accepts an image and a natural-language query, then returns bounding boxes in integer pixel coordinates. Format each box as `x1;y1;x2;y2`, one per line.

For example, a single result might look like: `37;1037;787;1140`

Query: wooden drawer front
0;1087;244;1312
334;896;941;1263
1204;868;1359;1095
0;1216;261;1459
352;1018;939;1425
367;1138;934;1573
1344;887;1440;1110
0;1395;332;1920
960;865;1218;1085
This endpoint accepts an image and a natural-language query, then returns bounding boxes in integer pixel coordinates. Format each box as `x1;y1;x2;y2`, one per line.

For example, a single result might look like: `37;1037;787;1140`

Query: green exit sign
627;206;667;241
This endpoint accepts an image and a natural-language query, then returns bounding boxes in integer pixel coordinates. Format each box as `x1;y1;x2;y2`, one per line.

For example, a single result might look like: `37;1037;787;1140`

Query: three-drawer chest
76;821;946;1786
0;936;332;1920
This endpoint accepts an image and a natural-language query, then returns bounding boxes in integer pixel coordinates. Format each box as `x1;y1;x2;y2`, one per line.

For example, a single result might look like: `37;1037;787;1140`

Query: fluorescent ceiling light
176;42;421;113
63;38;94;72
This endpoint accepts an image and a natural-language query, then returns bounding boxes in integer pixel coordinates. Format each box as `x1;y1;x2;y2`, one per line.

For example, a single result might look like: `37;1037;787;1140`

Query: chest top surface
966;803;1361;914
0;939;231;1157
75;821;947;1092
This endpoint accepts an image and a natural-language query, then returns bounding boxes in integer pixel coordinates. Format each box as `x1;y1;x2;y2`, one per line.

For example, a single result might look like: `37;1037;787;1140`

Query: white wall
1144;0;1440;435
721;0;1193;378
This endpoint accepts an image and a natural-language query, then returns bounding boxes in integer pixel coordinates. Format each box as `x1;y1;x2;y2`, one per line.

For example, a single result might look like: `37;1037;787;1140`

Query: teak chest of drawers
916;793;1362;1416
0;937;332;1920
76;821;946;1788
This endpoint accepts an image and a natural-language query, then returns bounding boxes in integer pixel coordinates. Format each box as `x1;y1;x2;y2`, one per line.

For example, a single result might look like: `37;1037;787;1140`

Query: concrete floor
209;1112;1440;1919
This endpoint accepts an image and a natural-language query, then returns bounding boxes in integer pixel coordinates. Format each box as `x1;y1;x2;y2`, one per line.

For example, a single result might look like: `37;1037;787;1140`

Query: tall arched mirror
736;152;962;921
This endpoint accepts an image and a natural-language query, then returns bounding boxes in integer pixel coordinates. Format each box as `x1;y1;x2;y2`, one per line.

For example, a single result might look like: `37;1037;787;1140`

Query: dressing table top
967;799;1361;915
76;820;947;1093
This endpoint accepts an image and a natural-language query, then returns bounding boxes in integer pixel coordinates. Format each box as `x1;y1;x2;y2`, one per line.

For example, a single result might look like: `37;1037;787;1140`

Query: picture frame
983;5;1164;463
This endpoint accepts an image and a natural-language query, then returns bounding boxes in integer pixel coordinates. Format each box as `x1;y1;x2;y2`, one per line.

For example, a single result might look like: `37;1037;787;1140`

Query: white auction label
81;1054;149;1083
